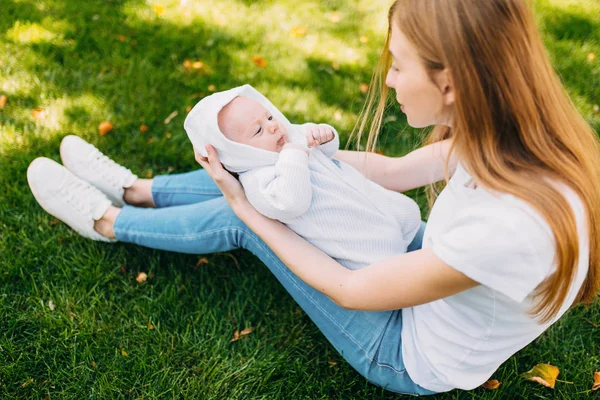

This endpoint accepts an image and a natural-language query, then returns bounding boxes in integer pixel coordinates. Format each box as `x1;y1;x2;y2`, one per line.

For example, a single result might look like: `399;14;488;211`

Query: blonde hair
353;0;600;323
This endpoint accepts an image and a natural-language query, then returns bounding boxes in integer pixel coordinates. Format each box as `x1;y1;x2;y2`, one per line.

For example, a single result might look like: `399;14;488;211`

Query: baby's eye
255;127;262;136
268;115;273;121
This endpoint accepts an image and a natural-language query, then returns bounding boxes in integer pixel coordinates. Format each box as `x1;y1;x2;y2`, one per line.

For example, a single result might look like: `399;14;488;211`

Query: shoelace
60;175;103;216
87;148;134;188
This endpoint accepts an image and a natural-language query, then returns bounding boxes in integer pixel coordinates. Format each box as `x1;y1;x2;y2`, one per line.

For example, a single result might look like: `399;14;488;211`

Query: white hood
184;84;306;173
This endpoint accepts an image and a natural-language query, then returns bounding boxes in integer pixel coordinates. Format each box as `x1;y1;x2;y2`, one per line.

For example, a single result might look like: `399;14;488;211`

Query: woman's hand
194;145;248;210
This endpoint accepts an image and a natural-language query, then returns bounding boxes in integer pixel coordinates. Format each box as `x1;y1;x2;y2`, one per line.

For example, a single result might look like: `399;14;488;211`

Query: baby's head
218;96;286;152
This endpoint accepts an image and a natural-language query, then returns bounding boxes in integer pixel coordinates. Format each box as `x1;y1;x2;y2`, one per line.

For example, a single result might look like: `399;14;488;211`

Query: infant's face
218;96;286;152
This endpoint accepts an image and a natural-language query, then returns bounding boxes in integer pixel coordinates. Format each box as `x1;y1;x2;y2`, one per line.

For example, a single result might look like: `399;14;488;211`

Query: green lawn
1;0;599;398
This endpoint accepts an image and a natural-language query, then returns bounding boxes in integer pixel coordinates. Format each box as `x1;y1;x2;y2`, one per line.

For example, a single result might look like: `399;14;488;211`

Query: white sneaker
27;157;116;243
60;135;137;207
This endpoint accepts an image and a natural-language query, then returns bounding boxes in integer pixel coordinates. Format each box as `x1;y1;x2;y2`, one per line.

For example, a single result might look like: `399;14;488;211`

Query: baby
185;84;421;270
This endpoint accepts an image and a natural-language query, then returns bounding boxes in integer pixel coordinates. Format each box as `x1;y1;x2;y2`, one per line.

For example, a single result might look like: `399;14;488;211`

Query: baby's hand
306;124;335;147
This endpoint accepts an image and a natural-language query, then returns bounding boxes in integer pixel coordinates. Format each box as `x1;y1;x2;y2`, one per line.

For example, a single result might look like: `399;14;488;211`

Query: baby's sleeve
240;147;312;221
431;203;556;303
293;123;340;159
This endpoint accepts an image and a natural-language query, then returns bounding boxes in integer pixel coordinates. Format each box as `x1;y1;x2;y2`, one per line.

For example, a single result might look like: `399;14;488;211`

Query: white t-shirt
401;162;589;392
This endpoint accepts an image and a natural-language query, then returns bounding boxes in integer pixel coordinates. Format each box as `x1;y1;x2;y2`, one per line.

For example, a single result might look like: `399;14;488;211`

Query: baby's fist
306;124;335;147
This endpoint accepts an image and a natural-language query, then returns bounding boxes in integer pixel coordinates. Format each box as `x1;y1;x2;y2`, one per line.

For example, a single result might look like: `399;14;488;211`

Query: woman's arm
235;200;478;310
335;139;457;192
196;145;477;311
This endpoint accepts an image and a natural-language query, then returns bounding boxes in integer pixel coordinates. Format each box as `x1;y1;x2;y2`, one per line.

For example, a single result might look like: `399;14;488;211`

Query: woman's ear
436;68;455;106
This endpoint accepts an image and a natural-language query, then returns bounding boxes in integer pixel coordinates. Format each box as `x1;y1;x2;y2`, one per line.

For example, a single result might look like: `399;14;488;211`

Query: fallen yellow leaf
482;379;501;390
121;347;128;356
192;61;204;69
116;35;127;42
240;327;254;336
153;4;165;16
140;124;148;133
91;361;96;367
196;257;209;267
185;105;192;113
231;329;240;342
521;363;560;389
136;272;148;283
0;94;7;109
183;59;192;71
588;53;595;62
291;26;307;37
166;132;172;139
21;378;34;387
147;321;155;330
252;55;267;68
593;371;600;391
32;108;47;120
208;84;216;92
98;121;113;136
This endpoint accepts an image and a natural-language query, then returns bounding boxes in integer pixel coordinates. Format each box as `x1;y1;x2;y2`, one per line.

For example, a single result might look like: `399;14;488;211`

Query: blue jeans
113;169;435;396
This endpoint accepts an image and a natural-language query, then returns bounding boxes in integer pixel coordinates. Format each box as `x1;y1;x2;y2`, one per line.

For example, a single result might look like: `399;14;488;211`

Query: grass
1;0;599;398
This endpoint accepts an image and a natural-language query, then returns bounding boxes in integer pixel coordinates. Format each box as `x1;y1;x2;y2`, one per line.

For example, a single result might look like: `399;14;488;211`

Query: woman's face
385;23;454;128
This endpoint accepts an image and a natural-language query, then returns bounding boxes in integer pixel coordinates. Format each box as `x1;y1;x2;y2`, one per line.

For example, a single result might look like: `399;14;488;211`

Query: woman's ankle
123;179;156;207
94;205;121;239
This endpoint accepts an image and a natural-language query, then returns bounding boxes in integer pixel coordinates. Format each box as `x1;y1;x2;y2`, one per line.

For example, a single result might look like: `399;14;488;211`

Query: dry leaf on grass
32;108;47;120
482;379;501;390
521;363;560;389
208;84;216;92
98;121;113;136
231;327;255;342
0;94;7;109
252;56;267;68
136;272;148;283
196;257;209;267
592;371;600;391
588;53;595;62
140;124;148;133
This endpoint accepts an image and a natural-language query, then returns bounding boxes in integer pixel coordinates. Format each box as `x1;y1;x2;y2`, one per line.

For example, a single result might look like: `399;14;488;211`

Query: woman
28;0;600;395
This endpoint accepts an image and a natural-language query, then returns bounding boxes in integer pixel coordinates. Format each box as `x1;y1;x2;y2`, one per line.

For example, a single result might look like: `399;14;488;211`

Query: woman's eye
390;65;399;72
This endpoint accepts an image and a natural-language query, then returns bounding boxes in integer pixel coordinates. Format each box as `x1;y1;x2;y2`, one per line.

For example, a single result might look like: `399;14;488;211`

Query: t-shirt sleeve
431;203;556;303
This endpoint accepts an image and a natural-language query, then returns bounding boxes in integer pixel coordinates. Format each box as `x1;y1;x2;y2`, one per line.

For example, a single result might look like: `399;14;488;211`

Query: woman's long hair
354;0;600;323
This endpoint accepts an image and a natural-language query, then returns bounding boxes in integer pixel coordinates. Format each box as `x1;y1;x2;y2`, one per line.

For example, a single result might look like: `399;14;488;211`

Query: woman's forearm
335;139;457;192
235;201;352;305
